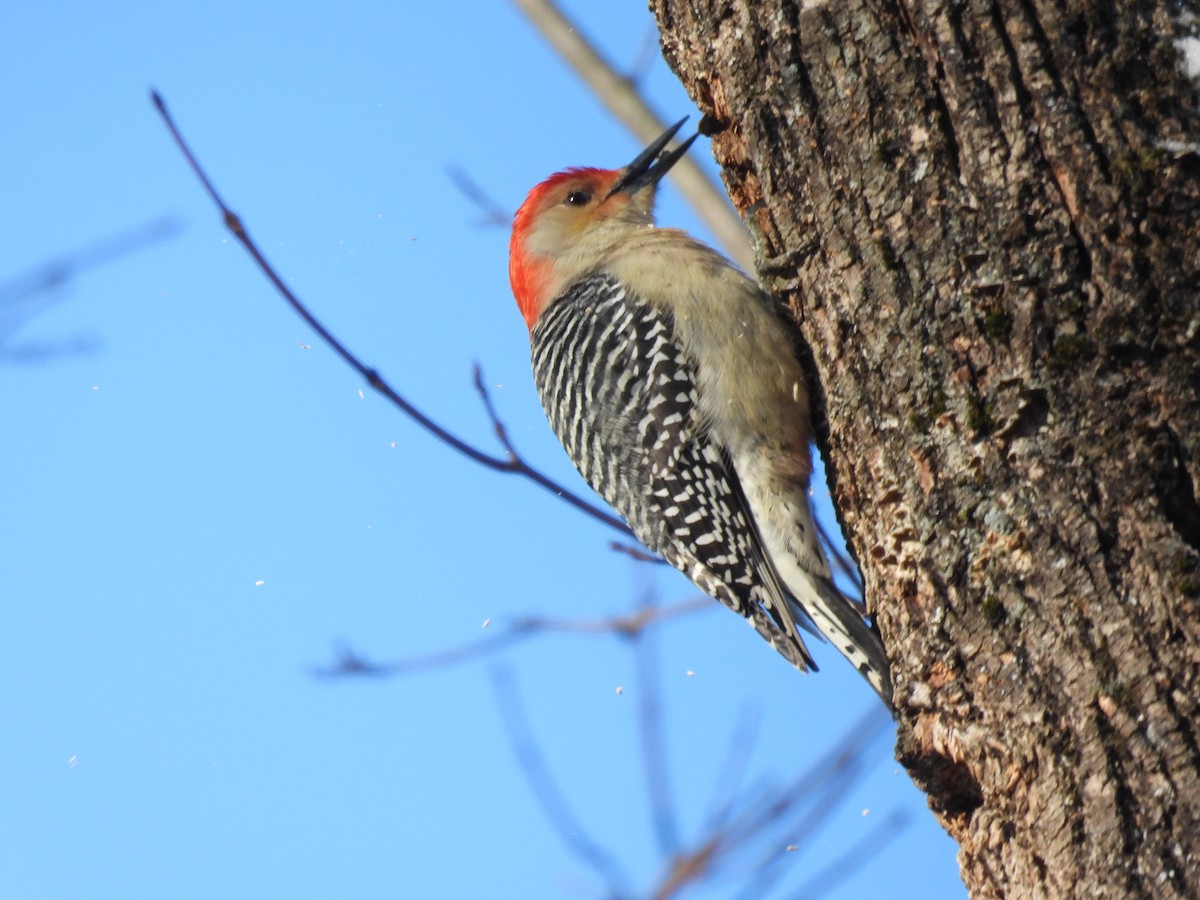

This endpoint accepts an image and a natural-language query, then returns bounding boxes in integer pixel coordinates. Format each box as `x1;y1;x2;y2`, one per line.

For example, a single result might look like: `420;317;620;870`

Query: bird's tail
789;574;893;711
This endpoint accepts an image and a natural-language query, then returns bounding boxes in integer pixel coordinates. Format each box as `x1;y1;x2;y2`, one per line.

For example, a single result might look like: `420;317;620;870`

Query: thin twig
308;629;538;678
471;362;520;461
491;665;634;895
728;705;894;898
1;217;180;360
308;596;714;678
609;541;663;565
0;216;179;308
151;90;631;537
626;23;662;86
644;703;894;899
699;707;761;837
634;592;680;856
445;165;510;228
788;809;911;900
814;516;864;597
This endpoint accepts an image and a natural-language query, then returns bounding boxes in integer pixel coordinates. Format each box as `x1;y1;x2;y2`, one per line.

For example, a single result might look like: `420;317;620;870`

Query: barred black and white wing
530;273;818;671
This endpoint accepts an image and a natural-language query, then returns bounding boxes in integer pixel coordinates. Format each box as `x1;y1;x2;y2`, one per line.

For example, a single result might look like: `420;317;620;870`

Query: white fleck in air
67;756;78;768
255;580;265;587
482;618;491;629
357;389;364;399
615;686;623;695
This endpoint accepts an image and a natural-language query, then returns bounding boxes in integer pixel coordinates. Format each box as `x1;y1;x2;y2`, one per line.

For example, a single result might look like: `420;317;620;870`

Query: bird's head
509;119;696;331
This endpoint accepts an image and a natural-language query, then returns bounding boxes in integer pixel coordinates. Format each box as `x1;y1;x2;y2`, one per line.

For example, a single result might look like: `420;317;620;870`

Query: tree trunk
651;0;1200;896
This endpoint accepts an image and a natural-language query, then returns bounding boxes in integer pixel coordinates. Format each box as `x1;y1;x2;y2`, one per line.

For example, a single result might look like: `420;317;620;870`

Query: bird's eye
564;190;592;206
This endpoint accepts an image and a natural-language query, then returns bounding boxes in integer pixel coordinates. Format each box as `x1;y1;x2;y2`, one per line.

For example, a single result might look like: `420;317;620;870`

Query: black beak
606;117;698;198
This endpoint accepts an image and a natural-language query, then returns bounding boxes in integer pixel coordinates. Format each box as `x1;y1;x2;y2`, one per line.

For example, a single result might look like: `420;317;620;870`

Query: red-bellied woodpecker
508;119;892;706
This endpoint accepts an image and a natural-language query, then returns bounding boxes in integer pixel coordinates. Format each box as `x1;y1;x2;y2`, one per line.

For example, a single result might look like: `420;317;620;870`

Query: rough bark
651;0;1200;896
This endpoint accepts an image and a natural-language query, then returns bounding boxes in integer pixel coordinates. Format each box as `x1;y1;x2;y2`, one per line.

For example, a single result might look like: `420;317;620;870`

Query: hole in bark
1154;428;1200;552
697;113;727;136
901;749;984;824
1163;486;1200;553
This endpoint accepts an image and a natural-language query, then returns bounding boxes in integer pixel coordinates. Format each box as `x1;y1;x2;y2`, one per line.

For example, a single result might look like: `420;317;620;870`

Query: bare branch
813;516;864;597
646;704;895;899
0;217;180;361
0;216;179;307
308;629;538;678
151;90;632;538
609;541;664;565
491;665;634;895
698;707;761;837
627;23;663;87
445;165;510;228
317;585;898;897
790;809;911;900
470;362;520;461
726;706;893;897
308;596;715;678
633;593;680;856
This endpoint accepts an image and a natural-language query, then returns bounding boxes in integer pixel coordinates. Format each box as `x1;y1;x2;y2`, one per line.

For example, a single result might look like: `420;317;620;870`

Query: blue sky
3;3;963;897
